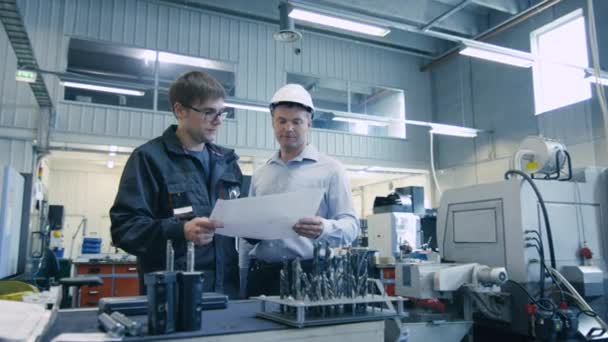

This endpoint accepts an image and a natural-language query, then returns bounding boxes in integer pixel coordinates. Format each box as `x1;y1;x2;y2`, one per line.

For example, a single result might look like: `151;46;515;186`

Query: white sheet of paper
210;189;324;240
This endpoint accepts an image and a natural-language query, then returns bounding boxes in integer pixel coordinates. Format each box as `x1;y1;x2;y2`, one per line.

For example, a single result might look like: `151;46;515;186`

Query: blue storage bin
81;237;102;254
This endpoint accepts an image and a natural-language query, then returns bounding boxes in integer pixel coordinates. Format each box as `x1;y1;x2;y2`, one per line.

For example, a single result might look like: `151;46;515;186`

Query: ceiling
162;0;551;59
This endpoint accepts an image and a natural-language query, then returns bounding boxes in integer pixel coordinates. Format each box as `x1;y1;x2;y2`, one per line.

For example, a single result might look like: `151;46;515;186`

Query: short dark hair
169;71;226;110
270;101;314;120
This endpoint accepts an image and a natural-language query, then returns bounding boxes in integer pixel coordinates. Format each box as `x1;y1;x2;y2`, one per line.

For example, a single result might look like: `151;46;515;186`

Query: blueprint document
210;189;324;240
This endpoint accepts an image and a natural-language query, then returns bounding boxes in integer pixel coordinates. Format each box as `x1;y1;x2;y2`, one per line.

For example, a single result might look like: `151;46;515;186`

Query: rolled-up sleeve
317;166;360;247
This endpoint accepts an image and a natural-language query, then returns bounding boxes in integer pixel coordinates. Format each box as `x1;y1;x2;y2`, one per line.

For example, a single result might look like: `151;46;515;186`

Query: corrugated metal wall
0;138;34;173
431;0;608;192
0;5;38;174
16;0;433;167
47;161;122;255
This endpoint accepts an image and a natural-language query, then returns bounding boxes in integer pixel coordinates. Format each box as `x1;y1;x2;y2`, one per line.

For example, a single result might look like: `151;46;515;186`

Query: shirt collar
269;144;319;165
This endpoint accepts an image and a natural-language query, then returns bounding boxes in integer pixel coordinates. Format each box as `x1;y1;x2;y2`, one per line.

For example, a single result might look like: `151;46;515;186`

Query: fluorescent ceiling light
62;81;145;96
429;123;478;138
289;8;390;37
333;117;389;127
225;102;269;112
585;74;608;86
459;43;534;68
141;50;234;71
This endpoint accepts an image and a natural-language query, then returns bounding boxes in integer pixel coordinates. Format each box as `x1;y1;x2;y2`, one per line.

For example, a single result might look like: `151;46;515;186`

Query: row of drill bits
279;242;371;303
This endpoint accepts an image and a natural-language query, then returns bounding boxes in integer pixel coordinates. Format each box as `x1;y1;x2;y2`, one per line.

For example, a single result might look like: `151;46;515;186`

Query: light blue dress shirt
245;144;360;263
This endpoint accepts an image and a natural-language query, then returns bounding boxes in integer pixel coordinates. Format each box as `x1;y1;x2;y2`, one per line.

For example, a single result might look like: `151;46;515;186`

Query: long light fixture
459;41;534;68
333;117;389;127
62;81;145;96
288;8;390;37
142;51;235;71
429;123;478;138
225;102;269;112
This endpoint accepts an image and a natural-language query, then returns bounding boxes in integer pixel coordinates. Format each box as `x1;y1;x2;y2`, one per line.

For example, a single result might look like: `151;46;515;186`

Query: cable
524;229;543;243
541;258;566;303
572;180;588;248
505;170;556;270
429;131;443;198
577;310;599;318
507;280;554;313
548;267;608;332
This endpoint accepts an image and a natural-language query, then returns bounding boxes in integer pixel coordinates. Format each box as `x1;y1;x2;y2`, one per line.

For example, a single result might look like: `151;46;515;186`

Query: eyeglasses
182;104;229;120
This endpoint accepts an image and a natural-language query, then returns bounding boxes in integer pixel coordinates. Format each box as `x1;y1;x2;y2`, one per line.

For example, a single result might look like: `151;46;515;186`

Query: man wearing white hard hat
242;84;360;296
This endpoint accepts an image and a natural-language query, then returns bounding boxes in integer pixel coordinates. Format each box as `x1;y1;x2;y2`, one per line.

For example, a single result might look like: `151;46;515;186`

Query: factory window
531;9;590;115
286;73;406;138
64;39;236;118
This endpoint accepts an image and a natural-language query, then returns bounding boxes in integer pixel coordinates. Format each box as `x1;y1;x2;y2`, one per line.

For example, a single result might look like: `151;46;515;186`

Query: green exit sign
16;70;37;83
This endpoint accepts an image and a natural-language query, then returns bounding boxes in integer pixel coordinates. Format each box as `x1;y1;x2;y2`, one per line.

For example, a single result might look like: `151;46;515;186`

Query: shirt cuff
314;218;332;242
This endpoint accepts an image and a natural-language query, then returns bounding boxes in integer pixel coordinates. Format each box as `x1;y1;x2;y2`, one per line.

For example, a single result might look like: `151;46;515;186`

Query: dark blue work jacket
110;125;242;298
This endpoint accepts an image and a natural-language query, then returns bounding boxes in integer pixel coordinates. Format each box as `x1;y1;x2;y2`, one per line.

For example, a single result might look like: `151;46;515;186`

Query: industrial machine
368;212;421;262
429;137;608;340
368;186;428;262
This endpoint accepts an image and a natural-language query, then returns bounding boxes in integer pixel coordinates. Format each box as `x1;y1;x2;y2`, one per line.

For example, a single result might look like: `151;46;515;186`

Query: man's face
174;97;226;144
271;104;311;151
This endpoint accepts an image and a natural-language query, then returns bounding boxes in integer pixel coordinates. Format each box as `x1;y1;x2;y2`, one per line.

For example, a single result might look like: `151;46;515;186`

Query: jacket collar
162;125;237;162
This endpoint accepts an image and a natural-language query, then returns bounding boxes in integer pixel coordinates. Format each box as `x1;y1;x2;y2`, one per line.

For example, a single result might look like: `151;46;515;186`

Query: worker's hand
293;217;324;239
184;217;223;246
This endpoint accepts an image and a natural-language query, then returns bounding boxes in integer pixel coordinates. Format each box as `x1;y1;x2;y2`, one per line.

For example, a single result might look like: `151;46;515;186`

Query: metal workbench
40;299;385;342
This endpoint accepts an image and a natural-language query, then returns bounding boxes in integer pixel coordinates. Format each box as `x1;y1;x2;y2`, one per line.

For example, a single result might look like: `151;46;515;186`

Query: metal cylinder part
187;241;195;272
166;240;174;271
476;266;508;285
110;311;142;336
98;312;125;338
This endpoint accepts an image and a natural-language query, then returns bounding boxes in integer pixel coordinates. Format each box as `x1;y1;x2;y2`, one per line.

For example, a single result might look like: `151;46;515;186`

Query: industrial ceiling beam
421;0;472;31
304;0;481;36
472;0;520;14
420;0;561;71
161;0;443;57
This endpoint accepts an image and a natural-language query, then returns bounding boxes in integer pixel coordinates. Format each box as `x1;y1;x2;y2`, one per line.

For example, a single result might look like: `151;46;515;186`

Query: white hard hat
270;84;315;112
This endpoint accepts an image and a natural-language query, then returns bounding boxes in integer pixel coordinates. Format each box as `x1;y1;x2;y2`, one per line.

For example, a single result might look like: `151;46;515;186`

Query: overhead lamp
429;123;478;138
459;41;534;68
333;117;389;127
225;102;269;112
141;50;235;71
62;81;145;96
106;160;115;169
288;8;390;37
274;2;302;42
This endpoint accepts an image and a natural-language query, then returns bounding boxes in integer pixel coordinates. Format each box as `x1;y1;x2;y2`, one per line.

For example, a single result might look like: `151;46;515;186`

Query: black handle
587;327;606;338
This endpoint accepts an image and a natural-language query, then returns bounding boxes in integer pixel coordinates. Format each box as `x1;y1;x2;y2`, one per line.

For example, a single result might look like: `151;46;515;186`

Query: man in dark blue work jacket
110;71;242;298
